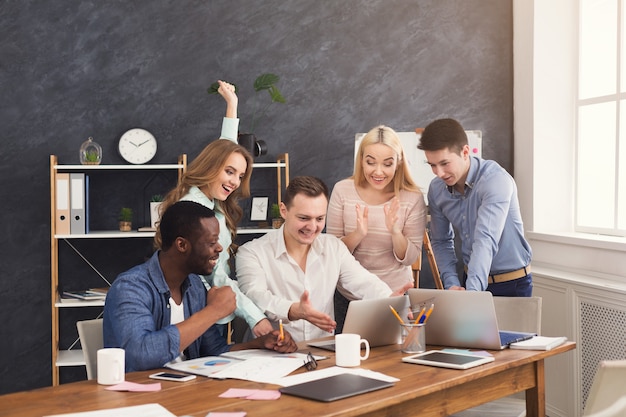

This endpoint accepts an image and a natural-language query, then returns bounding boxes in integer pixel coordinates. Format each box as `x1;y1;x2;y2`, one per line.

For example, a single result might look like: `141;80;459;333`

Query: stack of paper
166;350;323;383
510;336;567;351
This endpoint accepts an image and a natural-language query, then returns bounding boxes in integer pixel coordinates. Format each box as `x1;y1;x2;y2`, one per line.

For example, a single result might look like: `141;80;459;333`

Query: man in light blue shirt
418;118;532;296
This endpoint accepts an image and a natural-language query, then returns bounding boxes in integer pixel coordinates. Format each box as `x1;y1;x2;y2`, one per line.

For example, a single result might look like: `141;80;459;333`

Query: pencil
389;305;405;324
419;303;435;324
279;319;284;341
413;306;427;324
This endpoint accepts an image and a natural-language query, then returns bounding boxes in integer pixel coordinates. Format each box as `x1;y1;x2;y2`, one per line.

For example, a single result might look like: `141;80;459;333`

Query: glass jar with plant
79;136;102;165
118;207;133;232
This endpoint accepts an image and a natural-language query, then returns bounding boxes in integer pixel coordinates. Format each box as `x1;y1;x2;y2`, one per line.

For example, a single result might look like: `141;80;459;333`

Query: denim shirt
427;156;532;291
103;251;231;372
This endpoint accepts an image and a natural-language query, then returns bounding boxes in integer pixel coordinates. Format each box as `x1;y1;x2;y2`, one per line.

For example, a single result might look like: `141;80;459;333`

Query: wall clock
118;128;157;164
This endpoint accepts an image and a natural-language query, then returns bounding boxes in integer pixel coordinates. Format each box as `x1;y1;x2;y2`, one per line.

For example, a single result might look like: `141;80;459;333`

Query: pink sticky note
245;390;281;400
219;388;258;398
104;381;162;392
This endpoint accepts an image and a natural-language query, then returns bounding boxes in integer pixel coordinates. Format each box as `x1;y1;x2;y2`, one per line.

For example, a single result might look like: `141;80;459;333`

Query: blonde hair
353;125;421;195
155;139;253;250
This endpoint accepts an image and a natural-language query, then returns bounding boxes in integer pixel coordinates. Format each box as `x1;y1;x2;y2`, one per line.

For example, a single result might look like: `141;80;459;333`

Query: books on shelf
510;335;567;351
62;290;107;301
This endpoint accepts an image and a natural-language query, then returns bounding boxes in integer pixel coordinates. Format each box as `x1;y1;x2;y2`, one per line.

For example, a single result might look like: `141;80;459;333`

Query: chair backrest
412;230;443;290
76;318;104;380
584;360;626;416
585;396;626;417
493;296;542;334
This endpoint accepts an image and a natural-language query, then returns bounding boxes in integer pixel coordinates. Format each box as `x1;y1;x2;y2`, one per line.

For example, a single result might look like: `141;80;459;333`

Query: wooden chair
584;360;626;416
76;318;104;380
412;229;443;289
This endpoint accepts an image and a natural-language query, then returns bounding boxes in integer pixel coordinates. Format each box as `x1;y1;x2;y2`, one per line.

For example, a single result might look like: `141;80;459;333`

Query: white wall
513;0;626;282
514;1;626;415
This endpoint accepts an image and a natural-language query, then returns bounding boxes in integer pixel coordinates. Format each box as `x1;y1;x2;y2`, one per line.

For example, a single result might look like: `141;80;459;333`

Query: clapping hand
383;197;401;234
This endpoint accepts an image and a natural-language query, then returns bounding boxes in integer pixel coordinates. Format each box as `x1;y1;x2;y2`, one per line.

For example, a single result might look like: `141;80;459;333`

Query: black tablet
279;373;394;402
402;350;494;370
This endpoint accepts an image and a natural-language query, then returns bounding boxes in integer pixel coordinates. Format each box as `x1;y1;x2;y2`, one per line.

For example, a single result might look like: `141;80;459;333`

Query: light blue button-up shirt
427;156;532;291
181;186;266;329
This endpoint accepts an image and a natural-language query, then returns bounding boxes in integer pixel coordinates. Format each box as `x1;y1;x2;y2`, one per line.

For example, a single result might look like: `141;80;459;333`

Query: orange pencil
389;305;405;324
279;319;284;341
413;306;427;324
419;303;435;324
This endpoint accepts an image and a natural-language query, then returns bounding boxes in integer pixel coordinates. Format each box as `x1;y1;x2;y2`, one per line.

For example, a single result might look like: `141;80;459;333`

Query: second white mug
335;333;370;367
97;348;125;385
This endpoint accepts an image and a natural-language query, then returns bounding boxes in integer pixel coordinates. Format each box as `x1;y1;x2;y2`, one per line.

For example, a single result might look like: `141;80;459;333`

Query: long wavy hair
155;139;253;251
353;125;421;195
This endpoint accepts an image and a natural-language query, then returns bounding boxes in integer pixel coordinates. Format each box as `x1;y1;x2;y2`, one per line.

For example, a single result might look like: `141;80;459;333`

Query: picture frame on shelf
250;197;269;221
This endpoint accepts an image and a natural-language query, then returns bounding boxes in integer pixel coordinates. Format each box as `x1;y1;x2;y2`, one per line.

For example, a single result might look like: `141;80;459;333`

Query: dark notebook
279;373;394;402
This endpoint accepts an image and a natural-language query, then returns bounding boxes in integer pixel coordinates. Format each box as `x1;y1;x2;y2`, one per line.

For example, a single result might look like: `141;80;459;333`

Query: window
576;0;626;236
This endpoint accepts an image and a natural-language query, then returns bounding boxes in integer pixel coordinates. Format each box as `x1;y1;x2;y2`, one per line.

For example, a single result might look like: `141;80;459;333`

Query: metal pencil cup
401;323;426;353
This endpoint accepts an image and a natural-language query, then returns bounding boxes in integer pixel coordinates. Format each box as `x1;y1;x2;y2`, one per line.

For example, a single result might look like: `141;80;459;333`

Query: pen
389;305;405;324
413;306;427;324
419;303;435;324
279;319;284;342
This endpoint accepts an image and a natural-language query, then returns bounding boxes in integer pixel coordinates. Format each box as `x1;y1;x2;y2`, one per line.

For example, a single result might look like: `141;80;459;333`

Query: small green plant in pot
150;195;164;229
271;203;284;229
118;207;133;232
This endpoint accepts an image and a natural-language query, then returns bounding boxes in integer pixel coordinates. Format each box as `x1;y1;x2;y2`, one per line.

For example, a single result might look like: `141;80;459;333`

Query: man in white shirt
236;176;411;342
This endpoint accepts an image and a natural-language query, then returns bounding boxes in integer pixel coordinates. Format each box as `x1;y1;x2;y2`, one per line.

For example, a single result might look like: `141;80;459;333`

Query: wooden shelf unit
49;154;187;386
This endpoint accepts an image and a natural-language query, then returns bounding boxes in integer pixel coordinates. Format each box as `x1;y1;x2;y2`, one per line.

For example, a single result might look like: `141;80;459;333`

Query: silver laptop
407;289;535;350
307;295;409;351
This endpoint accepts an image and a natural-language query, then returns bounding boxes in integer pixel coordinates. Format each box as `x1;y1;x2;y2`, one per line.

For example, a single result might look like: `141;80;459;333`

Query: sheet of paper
44;403;176;417
271;365;399;387
104;381;161;392
210;356;304;383
441;348;493;357
166;355;241;377
221;349;327;361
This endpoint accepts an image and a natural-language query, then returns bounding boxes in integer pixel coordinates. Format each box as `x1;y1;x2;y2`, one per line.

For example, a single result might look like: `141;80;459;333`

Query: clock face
118;128;157;164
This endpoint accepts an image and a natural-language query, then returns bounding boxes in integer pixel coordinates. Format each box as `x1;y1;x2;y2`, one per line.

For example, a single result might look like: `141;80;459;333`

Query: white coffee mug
97;348;125;385
335;333;370;367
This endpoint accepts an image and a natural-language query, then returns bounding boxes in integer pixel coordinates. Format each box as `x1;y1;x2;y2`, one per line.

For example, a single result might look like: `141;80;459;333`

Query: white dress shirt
236;227;393;342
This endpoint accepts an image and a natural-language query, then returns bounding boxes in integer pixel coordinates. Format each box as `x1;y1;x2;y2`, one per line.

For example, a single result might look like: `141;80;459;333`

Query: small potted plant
150;194;164;229
118;207;133;232
271;203;284;229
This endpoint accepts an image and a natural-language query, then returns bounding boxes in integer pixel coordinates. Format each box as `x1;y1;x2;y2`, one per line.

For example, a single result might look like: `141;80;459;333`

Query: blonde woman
327;125;427;331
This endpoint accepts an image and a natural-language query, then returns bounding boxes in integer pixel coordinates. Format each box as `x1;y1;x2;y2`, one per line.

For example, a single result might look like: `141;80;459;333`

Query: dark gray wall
0;0;513;393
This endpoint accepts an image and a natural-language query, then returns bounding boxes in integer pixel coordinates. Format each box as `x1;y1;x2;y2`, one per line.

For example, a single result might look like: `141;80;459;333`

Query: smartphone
149;372;196;382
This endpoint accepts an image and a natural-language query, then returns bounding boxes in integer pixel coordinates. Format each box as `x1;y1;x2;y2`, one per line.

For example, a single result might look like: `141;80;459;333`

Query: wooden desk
0;342;575;417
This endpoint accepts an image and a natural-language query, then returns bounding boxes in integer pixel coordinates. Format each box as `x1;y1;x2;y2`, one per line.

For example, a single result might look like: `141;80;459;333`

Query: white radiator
579;299;626;410
533;268;626;417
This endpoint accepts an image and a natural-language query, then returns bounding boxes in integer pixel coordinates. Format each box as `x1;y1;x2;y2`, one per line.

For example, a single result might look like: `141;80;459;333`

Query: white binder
70;173;85;234
55;173;71;235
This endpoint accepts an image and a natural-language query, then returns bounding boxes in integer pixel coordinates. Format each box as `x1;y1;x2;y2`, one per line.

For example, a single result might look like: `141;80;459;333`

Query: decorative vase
79;137;103;165
150;201;163;229
272;218;284;229
118;221;132;232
